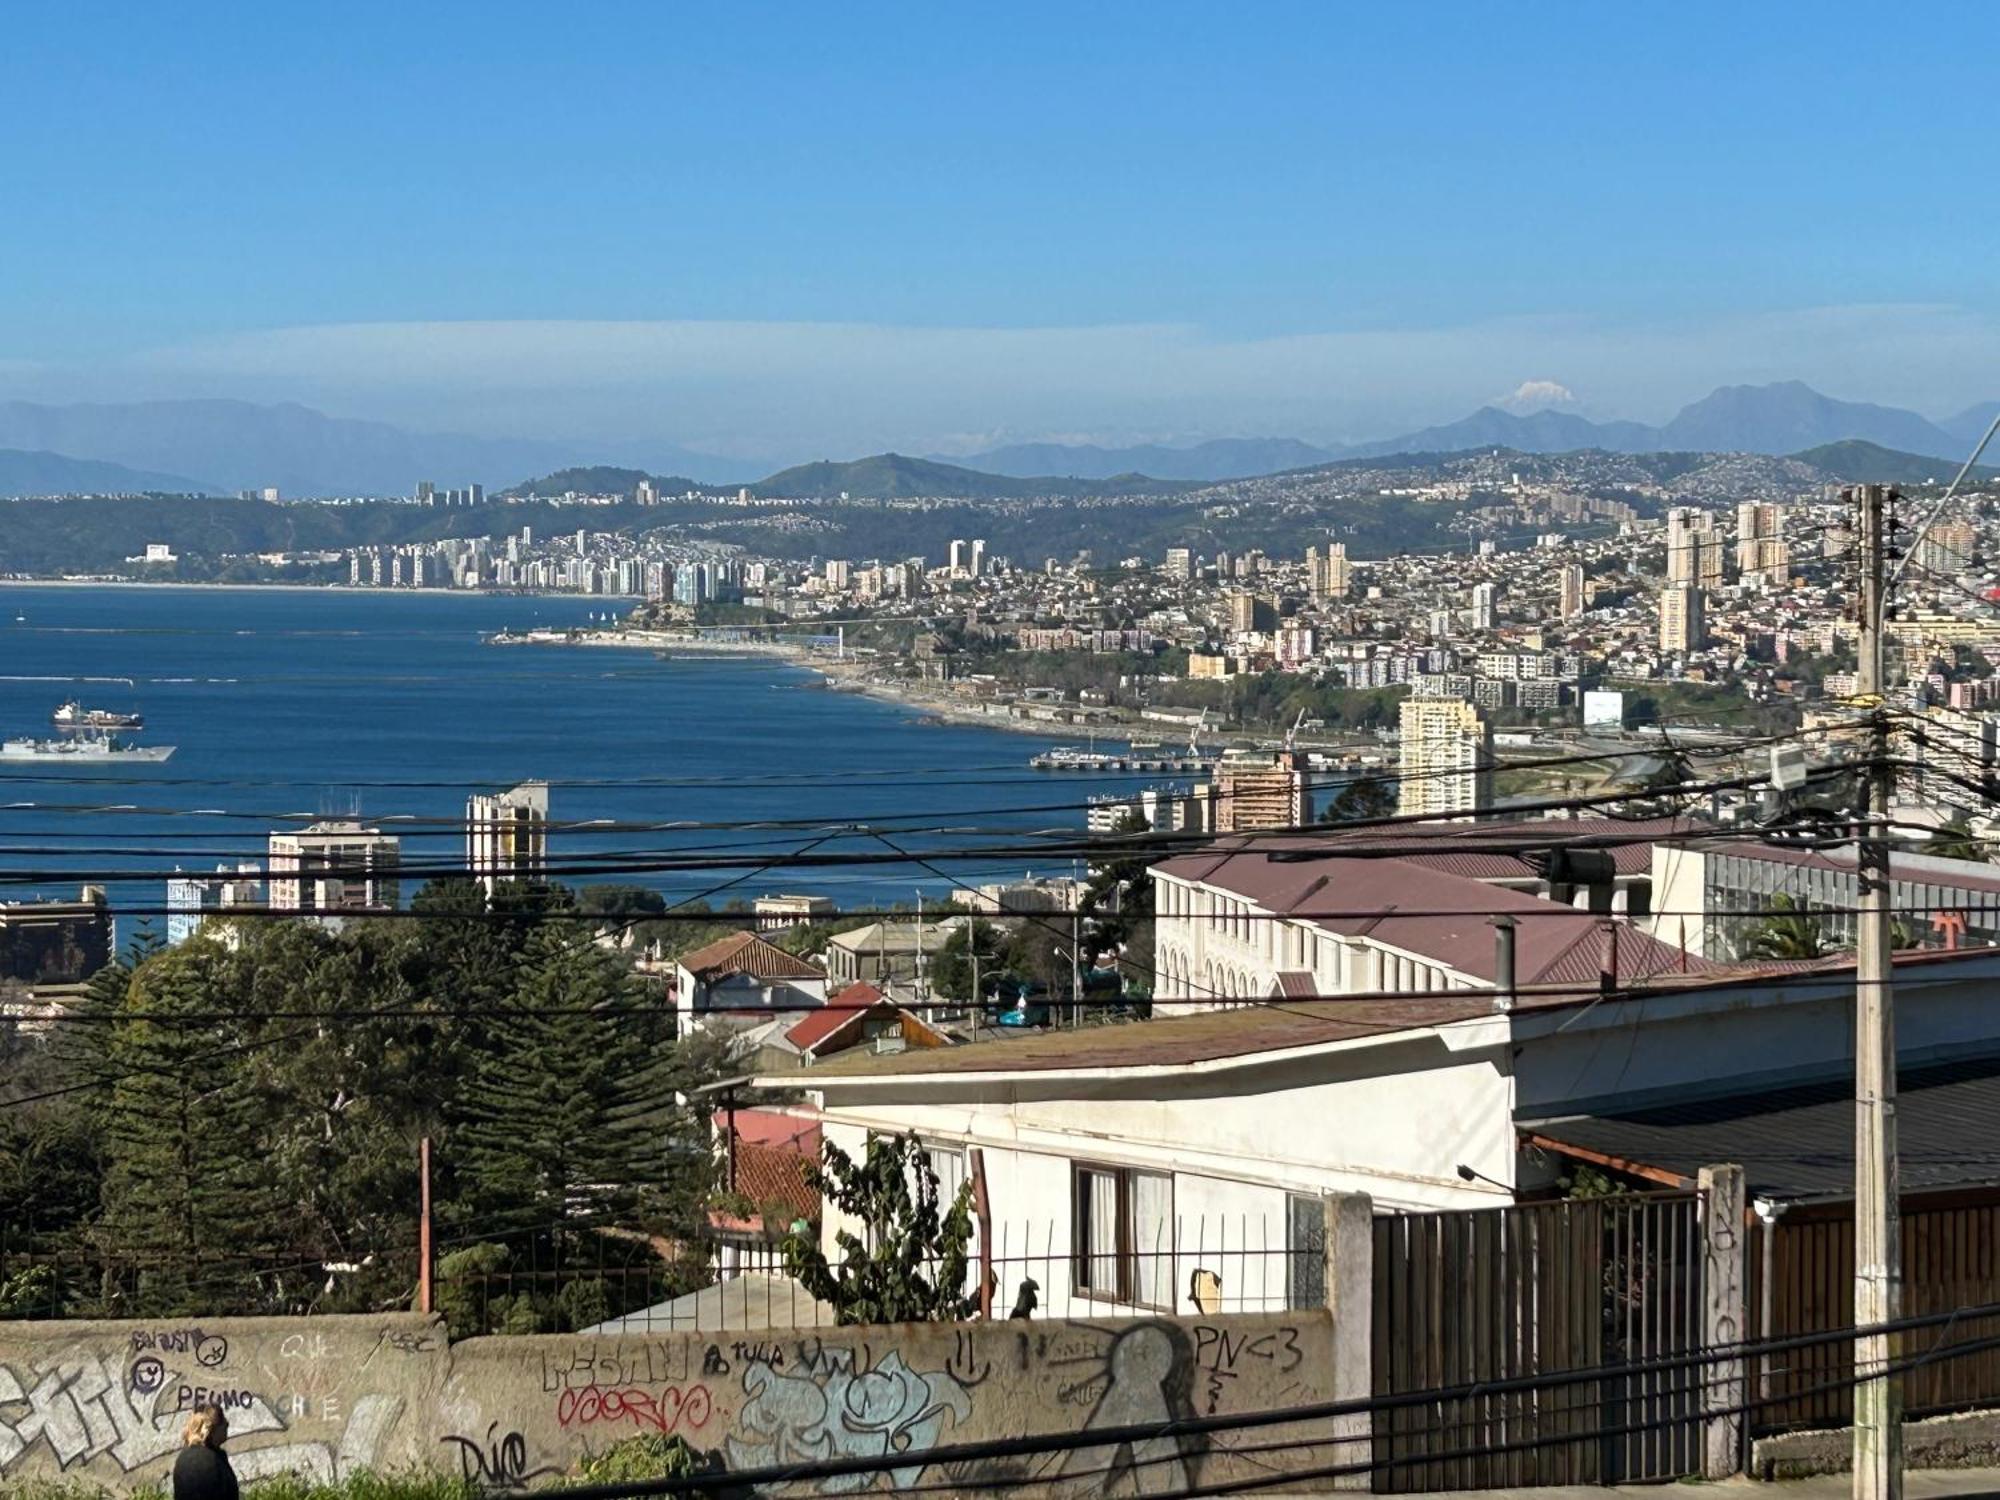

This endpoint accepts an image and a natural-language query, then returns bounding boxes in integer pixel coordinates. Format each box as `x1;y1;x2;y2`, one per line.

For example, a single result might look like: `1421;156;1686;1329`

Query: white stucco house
763;821;2000;1323
1151;819;1693;1010
774;947;2000;1320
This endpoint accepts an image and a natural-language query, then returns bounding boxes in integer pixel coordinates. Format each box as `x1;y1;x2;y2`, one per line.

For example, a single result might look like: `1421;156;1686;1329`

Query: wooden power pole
1852;483;1902;1500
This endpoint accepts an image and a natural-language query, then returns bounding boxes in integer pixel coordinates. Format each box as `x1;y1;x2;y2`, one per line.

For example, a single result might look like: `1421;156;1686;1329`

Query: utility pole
417;1136;435;1316
1852;483;1902;1500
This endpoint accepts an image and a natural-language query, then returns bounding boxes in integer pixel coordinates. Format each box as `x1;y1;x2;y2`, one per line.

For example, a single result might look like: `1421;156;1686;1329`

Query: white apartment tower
1470;582;1497;631
1666;508;1724;586
1307;542;1351;600
1735;501;1790;581
467;781;551;896
1396;698;1492;820
267;821;401;915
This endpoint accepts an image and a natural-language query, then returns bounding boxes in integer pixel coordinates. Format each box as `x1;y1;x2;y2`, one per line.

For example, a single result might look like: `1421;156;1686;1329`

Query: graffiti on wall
711;1336;972;1495
0;1339;403;1483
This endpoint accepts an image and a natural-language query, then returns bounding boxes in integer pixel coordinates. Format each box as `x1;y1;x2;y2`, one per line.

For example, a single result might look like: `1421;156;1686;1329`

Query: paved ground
1369;1471;2000;1500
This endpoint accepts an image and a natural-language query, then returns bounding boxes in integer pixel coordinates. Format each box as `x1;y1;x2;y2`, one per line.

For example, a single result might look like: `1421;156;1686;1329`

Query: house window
924;1142;968;1208
1072;1163;1173;1309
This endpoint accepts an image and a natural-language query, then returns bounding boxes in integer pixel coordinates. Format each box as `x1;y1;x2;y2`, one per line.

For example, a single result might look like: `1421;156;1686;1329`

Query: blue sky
3;3;1996;462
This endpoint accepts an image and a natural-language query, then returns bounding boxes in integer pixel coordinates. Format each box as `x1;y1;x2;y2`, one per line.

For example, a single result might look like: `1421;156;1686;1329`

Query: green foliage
575;1433;712;1484
89;941;297;1314
19;877;725;1322
1326;775;1395;823
0;1264;56;1317
1735;895;1829;962
784;1134;976;1325
452;926;698;1231
928;917;1009;1004
1930;820;1987;864
1556;1163;1632;1199
501;466;709;499
1078;809;1158;989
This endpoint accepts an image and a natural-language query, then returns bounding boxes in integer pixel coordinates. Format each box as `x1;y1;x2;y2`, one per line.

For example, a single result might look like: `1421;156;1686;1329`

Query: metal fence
1371;1192;1706;1491
433;1215;1324;1334
0;1216;422;1321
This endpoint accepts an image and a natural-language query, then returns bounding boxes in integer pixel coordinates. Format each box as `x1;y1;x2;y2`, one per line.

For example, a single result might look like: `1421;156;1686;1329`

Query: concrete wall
0;1308;1340;1493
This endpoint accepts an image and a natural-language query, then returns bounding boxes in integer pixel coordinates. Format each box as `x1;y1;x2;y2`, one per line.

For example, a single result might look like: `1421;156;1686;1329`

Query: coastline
0;577;641;600
496;624;1094;742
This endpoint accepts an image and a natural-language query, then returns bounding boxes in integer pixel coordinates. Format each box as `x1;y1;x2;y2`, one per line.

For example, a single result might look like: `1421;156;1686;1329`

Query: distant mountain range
953;382;1996;480
0;400;745;497
0;447;212;498
1;382;1995;501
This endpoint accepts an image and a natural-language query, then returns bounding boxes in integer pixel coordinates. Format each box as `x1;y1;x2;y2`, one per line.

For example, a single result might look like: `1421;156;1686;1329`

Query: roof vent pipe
1490;916;1517;1014
1598;920;1621;996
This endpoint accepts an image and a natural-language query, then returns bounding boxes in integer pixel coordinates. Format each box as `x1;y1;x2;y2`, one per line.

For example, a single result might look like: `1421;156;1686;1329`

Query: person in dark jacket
173;1404;239;1500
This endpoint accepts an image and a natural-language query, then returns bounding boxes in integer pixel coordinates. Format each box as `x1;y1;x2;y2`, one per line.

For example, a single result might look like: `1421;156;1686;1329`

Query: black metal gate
1371;1193;1705;1490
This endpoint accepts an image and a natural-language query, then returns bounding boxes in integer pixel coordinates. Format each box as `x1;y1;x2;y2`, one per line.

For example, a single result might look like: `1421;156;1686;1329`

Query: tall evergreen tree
451;926;706;1234
91;940;294;1315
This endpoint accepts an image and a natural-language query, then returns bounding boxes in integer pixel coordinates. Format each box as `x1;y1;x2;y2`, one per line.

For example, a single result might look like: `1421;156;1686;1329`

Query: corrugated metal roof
1154;846;1716;987
1524;1053;2000;1203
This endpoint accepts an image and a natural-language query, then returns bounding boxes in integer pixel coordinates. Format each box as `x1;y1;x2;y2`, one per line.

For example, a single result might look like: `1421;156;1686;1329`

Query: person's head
183;1405;228;1450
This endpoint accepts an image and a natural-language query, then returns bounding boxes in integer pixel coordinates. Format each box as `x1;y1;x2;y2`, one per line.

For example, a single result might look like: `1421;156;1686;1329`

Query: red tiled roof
731;1142;820;1222
678;930;824;982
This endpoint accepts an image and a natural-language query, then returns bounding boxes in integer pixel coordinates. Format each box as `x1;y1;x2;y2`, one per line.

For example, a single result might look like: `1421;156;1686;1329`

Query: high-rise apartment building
948;539;969;574
1229;591;1258;634
1164;547;1193;581
1666;508;1724;586
1306;542;1351;600
1559;563;1587;620
1212;751;1307;833
267;821;401;915
1659;582;1706;653
1918;521;1978;577
466;781;550;896
1396;698;1492;820
1735;501;1790;581
969;538;987;577
1470;582;1497;630
166;863;265;945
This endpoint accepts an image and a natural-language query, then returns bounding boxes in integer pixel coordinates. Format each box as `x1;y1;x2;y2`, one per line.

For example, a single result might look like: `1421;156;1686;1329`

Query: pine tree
451;926;704;1234
91;940;294;1315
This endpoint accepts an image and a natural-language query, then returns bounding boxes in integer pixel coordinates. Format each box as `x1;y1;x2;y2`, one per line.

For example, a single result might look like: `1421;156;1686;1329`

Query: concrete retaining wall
0;1309;1338;1492
1752;1408;2000;1480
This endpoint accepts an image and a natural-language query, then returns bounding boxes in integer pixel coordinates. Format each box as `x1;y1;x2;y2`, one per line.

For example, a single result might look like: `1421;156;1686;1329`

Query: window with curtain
1072;1162;1173;1309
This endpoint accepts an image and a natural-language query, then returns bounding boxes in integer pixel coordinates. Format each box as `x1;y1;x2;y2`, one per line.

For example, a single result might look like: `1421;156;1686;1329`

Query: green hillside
500;465;716;498
750;452;1187;500
1790;439;1998;485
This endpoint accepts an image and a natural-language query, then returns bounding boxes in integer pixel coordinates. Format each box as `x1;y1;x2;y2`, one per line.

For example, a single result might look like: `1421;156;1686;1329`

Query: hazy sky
4;2;1996;462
